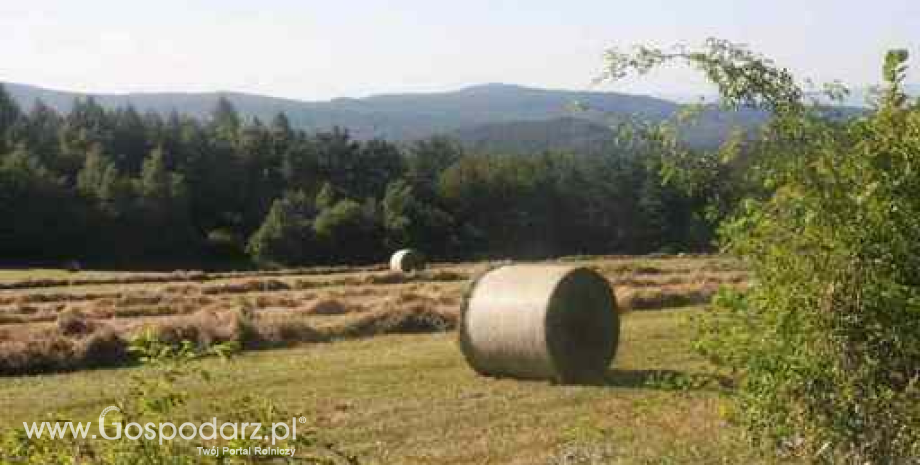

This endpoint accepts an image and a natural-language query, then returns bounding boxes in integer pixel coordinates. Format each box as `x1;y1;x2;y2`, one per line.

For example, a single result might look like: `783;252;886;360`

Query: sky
1;0;918;101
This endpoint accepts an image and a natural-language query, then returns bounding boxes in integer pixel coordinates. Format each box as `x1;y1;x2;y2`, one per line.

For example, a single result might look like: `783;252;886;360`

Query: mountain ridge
2;80;680;135
2;80;777;149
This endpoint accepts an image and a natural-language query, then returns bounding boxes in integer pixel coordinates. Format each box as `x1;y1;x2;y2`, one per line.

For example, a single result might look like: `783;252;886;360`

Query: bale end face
459;265;619;384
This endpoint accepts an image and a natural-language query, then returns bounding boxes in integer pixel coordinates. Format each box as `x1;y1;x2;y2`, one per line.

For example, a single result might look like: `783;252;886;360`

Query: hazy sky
2;0;917;101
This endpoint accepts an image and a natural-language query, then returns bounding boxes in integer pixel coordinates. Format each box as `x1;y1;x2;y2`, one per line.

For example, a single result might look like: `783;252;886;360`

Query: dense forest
0;84;714;269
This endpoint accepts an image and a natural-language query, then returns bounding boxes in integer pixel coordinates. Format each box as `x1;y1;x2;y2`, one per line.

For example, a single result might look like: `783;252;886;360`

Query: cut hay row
0;296;458;376
0;263;393;291
607;271;749;289
0;271;207;291
0;283;464;328
615;283;746;311
0;270;471;307
594;261;745;277
0;291;340;327
0;273;742;329
0;273;743;328
0;255;740;292
553;252;719;262
0;300;218;327
0;255;752;376
0;288;454;338
0;255;742;292
0;290;123;306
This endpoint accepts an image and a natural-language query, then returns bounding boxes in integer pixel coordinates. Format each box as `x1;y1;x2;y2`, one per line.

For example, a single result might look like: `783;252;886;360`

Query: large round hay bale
390;249;425;273
459;265;619;383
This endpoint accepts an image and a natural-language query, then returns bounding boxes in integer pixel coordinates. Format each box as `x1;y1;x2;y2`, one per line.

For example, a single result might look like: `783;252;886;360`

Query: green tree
135;147;196;256
0;145;89;260
0;84;23;154
96;163;134;217
407;136;463;200
313;198;383;263
269;112;294;155
209;96;241;144
76;145;110;197
353;138;405;199
237;118;282;232
607;40;920;462
59;97;113;178
246;191;314;266
110;105;150;173
138;148;179;204
315;181;338;210
20;100;64;169
382;179;454;253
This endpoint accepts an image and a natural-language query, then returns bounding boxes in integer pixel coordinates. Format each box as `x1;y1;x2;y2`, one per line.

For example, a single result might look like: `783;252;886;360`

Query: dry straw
459;265;620;383
390;249;425;273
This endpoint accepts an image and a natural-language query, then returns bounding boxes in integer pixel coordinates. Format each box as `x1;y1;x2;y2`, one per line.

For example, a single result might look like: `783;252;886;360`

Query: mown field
0;255;763;464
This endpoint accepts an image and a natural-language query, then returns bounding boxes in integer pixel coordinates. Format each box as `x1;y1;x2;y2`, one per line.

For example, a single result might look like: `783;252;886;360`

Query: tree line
0;84;714;269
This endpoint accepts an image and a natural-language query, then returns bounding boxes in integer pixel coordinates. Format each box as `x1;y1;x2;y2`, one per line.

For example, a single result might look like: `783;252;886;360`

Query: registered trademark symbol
298;417;307;424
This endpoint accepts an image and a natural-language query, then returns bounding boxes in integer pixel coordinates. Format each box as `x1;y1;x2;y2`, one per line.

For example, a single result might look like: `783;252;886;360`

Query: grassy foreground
0;307;764;464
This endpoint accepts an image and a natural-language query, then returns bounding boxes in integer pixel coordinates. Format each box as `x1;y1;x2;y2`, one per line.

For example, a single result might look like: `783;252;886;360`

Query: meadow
0;255;761;464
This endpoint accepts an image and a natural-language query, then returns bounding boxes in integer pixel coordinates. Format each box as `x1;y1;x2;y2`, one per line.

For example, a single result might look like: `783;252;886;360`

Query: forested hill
0;81;721;268
453;117;618;155
4;81;761;147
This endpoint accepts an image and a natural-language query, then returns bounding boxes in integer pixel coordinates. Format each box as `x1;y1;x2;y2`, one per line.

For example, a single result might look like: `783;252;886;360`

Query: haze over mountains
2;80;878;153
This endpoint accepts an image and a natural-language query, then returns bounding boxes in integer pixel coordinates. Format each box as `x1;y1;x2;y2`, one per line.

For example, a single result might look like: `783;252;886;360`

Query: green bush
607;41;920;462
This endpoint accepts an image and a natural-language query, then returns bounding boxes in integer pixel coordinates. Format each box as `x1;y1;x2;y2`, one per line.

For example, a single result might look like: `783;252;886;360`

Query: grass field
0;256;763;464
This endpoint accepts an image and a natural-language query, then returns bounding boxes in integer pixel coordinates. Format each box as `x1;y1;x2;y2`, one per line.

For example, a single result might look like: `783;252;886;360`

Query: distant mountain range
2;80;866;153
455;117;619;155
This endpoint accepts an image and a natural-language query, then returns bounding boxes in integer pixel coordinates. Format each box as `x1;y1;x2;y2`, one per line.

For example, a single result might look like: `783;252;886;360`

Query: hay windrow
201;279;291;295
328;305;457;339
615;283;741;311
0;264;391;291
0;255;746;377
303;299;364;316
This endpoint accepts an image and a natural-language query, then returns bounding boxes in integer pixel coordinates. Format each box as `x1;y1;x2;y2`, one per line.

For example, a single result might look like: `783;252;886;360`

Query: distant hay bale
459;265;620;383
390;249;425;273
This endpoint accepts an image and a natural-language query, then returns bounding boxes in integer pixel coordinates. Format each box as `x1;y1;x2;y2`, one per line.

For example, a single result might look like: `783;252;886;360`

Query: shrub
609;42;920;462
